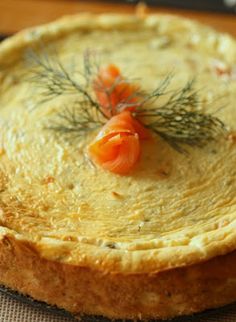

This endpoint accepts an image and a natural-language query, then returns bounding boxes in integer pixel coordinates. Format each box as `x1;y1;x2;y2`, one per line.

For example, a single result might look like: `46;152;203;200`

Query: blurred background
0;0;235;38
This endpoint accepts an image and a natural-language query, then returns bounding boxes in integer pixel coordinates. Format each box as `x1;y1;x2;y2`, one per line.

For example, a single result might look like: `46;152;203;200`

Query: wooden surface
0;0;235;37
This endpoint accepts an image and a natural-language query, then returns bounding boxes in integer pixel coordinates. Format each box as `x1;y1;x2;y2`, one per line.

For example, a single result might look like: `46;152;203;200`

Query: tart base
1;235;236;320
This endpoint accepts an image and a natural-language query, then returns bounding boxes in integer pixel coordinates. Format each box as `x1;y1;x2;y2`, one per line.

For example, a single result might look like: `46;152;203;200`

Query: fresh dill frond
135;79;226;152
82;49;100;85
46;101;104;139
140;72;174;104
136;78;199;114
26;48;227;152
112;73;173;115
25;49;107;118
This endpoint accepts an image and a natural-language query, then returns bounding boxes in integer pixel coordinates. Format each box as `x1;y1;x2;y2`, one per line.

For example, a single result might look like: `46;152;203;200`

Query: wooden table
0;0;235;37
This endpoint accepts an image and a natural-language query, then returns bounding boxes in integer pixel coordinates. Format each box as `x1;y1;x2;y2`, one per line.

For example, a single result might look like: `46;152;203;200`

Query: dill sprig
47;101;104;139
134;79;226;152
25;49;107;119
26;49;226;152
111;72;174;117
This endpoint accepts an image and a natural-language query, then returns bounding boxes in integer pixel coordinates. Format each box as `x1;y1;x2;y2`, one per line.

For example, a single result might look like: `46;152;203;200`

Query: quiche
0;14;236;320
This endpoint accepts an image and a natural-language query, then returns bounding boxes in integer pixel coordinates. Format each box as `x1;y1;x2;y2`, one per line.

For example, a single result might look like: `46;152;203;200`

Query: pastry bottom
1;235;236;320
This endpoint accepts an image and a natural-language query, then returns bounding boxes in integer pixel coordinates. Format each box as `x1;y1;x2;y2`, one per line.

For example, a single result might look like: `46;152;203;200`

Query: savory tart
0;14;236;320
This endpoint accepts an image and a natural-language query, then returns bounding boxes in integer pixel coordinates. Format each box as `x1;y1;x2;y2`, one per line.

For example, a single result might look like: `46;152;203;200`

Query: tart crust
1;235;236;319
0;14;236;319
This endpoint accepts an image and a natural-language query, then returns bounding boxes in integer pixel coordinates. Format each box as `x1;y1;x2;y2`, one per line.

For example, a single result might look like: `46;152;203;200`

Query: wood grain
0;0;235;37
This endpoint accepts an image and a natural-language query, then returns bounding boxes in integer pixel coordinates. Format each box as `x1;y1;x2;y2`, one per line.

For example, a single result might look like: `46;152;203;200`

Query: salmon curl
88;111;149;174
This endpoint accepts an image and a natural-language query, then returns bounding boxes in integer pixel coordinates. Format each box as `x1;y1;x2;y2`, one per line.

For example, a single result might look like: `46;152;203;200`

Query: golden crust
1;234;236;319
0;14;236;319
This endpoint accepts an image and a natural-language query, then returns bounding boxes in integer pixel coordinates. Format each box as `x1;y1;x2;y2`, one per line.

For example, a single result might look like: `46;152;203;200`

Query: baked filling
0;14;236;319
